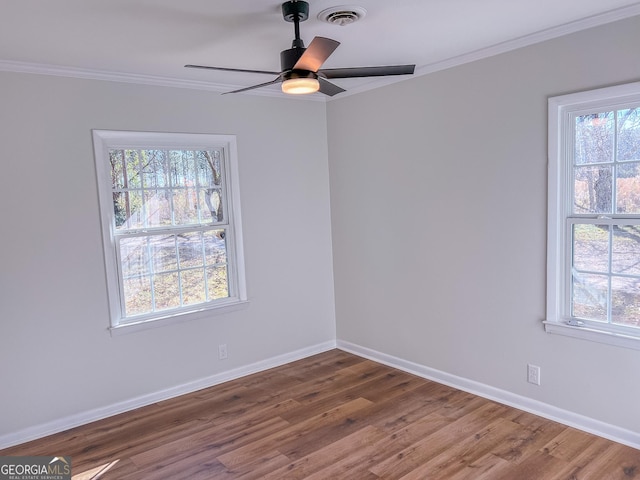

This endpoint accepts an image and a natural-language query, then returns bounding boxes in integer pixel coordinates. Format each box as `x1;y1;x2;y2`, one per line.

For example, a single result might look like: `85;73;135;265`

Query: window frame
93;130;247;334
546;81;640;350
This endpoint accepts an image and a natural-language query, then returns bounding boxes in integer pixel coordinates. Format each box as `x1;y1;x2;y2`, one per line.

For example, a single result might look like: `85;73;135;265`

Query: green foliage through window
109;148;231;320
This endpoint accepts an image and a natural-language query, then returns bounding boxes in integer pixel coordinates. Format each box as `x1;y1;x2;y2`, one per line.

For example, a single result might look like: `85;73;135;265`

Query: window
547;82;640;349
93;131;246;333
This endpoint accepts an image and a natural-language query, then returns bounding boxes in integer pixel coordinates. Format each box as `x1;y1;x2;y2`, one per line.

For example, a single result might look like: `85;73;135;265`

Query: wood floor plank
490;414;567;464
127;398;302;474
1;349;638;479
280;368;422;426
445;452;511;480
288;360;391;406
302;413;455;479
572;442;640;479
369;382;465;432
121;455;234;480
217;449;292;479
369;401;512;478
396;418;526;480
542;426;607;462
538;435;614;480
256;425;387;480
130;415;291;469
481;448;570;480
216;397;373;469
270;350;364;382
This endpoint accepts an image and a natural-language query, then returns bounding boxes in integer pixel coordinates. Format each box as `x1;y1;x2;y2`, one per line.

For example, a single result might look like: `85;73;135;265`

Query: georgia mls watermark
0;457;71;480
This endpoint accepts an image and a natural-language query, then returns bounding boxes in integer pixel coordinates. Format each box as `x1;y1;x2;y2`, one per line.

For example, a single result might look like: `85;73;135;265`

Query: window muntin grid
568;107;640;330
109;148;232;323
93;130;246;331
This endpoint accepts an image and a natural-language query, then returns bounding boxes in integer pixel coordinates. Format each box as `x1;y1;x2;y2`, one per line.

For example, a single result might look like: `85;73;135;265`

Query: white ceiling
2;0;640;98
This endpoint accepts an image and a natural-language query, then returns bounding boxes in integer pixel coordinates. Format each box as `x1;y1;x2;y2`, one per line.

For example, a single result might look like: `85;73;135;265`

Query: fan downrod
280;1;310;71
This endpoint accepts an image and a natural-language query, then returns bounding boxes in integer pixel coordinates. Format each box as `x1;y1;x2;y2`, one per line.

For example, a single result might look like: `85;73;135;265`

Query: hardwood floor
1;349;639;479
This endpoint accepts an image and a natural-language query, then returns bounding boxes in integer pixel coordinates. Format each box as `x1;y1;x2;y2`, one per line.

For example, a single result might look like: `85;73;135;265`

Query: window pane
114;191;144;230
616;162;640;214
575;112;614;165
172;188;200;225
141;150;168;188
573;165;613;214
572;272;608;322
120;237;150;278
204;230;227;265
150;234;177;273
612;276;640;327
200;188;224;223
617;108;640;162
612;225;640;275
153;272;180;311
572;224;609;273
113;192;127;228
145;189;172;227
123;275;152;317
170;150;195;187
177;232;204;268
181;269;206;306
196;150;222;186
124;150;142;188
207;266;229;300
110;150;125;190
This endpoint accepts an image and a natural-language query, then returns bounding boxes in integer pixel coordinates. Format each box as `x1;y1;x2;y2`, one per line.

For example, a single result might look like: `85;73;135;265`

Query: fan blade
293;36;340;72
319;64;415;79
185;64;281;76
318;77;346;97
222;77;282;95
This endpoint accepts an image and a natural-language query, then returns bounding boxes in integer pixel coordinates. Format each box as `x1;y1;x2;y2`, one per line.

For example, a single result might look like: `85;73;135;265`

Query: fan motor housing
280;47;305;71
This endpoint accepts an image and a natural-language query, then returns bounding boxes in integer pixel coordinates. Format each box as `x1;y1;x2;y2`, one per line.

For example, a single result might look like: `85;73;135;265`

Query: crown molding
415;3;640;77
0;3;639;102
330;3;640;100
0;60;227;91
0;59;325;102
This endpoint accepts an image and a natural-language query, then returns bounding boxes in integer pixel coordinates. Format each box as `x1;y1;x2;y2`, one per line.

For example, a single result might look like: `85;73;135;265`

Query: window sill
543;320;640;351
109;300;250;336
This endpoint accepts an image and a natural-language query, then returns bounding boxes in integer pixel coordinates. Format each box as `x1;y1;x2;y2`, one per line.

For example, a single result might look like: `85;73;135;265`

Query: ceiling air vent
318;6;367;26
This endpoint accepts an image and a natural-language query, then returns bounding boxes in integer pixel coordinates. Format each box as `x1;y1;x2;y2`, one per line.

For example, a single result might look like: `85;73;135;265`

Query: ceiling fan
185;0;415;96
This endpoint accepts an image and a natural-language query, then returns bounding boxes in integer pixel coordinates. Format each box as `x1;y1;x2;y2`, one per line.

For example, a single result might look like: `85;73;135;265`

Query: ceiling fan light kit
185;0;415;96
281;71;320;94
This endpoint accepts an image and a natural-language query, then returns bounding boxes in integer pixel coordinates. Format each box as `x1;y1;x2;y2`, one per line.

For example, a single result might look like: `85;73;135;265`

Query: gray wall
2;13;640;445
0;73;336;436
327;15;640;433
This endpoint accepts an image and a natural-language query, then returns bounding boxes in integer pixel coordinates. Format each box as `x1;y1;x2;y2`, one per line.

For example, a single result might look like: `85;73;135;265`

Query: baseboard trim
0;340;336;450
336;340;640;450
6;339;637;451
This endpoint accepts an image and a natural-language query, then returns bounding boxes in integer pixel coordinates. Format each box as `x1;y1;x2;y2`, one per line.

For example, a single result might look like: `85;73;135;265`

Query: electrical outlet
527;364;541;385
218;343;228;360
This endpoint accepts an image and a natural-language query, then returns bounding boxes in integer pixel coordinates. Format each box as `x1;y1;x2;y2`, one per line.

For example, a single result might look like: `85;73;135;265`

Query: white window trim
546;81;640;350
93;130;248;335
